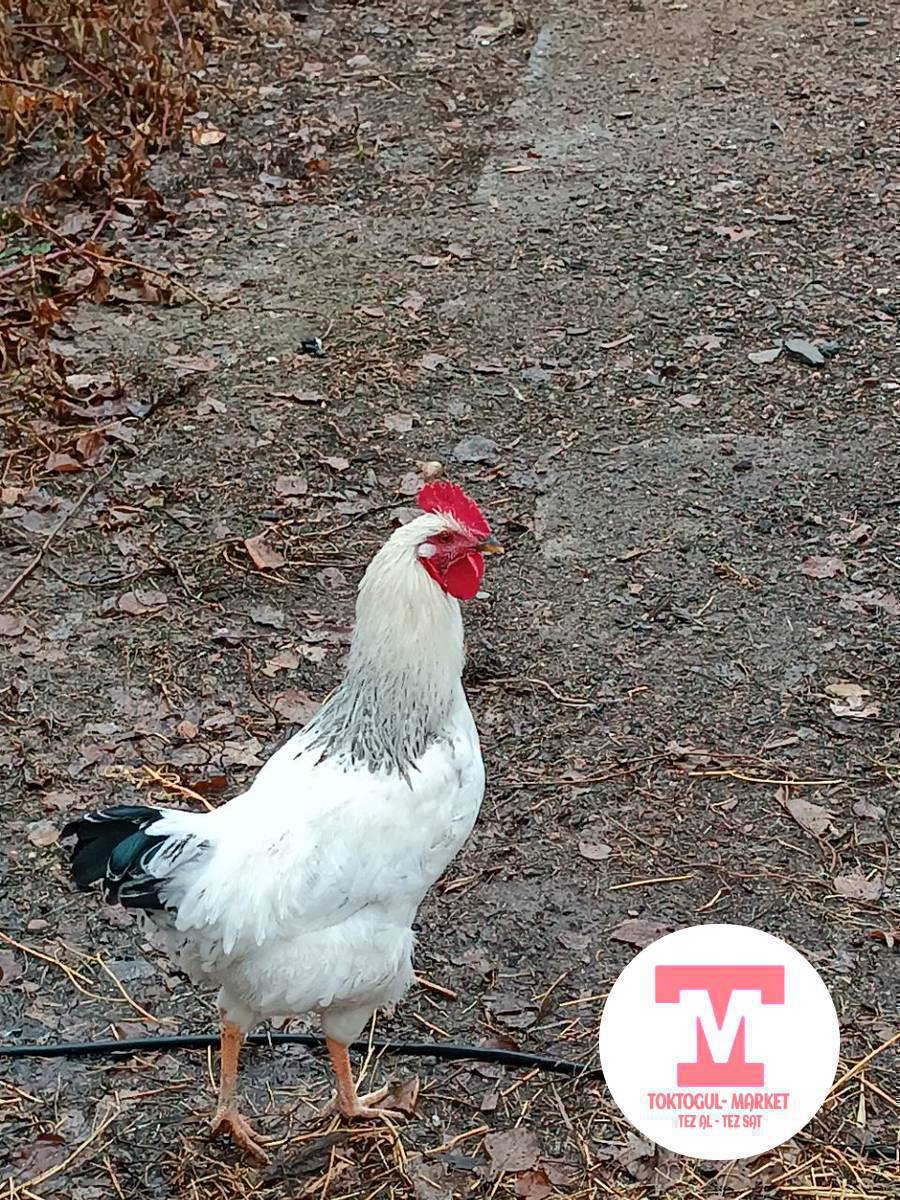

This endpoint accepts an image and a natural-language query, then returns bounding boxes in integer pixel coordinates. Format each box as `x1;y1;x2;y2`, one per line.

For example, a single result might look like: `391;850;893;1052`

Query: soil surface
2;2;898;1198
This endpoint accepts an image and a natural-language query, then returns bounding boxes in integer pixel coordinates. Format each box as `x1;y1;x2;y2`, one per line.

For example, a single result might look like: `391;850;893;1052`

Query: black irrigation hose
9;1039;897;1164
0;1033;602;1079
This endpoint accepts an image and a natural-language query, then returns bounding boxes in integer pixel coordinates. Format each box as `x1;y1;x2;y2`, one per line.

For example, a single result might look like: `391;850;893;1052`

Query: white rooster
63;481;502;1162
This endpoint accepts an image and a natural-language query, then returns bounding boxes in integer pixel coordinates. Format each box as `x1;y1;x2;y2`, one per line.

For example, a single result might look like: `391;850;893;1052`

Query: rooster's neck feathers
297;515;466;773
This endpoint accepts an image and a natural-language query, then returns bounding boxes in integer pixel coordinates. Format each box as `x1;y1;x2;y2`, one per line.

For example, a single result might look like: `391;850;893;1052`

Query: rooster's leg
210;1019;269;1163
325;1037;417;1120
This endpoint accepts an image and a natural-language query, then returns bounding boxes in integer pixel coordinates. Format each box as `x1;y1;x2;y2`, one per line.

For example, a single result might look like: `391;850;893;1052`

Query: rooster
63;481;502;1162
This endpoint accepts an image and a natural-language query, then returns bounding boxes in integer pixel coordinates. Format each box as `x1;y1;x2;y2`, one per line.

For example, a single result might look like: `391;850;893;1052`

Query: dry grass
0;0;214;165
0;0;225;487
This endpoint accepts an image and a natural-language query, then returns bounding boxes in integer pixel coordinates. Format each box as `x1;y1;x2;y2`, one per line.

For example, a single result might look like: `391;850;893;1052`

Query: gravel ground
1;2;898;1197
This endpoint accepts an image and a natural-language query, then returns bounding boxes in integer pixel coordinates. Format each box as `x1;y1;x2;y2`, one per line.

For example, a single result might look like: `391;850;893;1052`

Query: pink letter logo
655;965;785;1085
599;925;840;1159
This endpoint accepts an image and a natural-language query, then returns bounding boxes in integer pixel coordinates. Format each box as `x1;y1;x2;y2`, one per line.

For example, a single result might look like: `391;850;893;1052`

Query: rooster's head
413;480;502;601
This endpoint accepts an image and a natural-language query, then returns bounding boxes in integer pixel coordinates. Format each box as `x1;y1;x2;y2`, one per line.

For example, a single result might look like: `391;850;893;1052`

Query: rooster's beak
476;540;504;556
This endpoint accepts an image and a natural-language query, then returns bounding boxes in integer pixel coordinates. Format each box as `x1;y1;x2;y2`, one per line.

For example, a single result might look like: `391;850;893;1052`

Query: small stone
732;459;754;473
452;435;498;464
521;366;552;385
507;470;541;490
818;341;841;358
249;604;285;629
107;958;156;983
748;346;782;364
784;338;825;367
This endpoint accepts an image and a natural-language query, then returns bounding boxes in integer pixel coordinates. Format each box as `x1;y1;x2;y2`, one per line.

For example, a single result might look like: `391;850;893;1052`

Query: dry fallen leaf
578;841;611;862
609;918;671;949
299;642;328;664
118;588;169;616
316;567;347;591
840;587;900;617
484;1128;541;1176
191;124;227;146
831;697;880;719
381;1075;420;1116
0;614;26;637
42;790;79;813
398;471;423;497
557;930;590;952
800;555;845;579
776;786;833;837
26;820;60;847
262;649;300;678
401;291;426;313
7;1132;67;1176
825;681;867;699
274;474;308;497
471;13;515;42
244;534;285;571
713;225;757;242
384;412;414;433
515;1167;553;1200
44;451;82;474
76;429;108;464
825;682;880;720
614;1134;657;1181
834;871;883;902
249;604;284;628
0;950;24;987
197;398;226;416
273;689;321;724
273;390;324;405
853;799;885;821
164;353;217;374
66;371;112;391
418;352;451;371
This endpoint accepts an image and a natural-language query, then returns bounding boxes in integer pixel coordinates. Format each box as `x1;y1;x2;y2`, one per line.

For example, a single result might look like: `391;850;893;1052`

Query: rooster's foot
328;1076;419;1122
210;1105;270;1164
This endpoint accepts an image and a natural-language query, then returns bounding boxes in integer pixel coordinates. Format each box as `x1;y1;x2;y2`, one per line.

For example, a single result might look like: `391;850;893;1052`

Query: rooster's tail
62;805;168;909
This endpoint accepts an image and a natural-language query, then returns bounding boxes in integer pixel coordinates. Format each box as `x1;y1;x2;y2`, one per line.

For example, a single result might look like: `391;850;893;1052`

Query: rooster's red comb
417;480;490;539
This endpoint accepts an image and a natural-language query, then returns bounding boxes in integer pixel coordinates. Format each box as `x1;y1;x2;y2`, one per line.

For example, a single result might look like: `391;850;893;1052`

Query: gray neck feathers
297;518;466;773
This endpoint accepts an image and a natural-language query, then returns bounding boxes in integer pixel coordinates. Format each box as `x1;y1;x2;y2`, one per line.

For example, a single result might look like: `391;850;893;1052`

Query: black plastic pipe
0;1032;602;1078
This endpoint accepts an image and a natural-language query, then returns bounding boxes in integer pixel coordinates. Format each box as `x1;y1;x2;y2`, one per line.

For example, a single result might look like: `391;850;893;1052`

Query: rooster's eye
438;531;452;543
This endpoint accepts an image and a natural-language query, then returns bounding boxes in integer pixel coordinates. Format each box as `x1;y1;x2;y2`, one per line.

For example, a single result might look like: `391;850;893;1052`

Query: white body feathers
141;513;486;1043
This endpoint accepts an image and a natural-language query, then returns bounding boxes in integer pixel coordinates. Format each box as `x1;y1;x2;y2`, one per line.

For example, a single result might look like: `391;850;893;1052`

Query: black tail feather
62;805;168;908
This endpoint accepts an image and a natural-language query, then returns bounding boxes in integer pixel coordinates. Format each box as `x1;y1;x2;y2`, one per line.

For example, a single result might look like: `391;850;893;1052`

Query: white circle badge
599;924;840;1159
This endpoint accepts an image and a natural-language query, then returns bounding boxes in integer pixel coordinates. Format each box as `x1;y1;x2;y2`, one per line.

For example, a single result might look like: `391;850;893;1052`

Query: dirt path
2;2;898;1196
